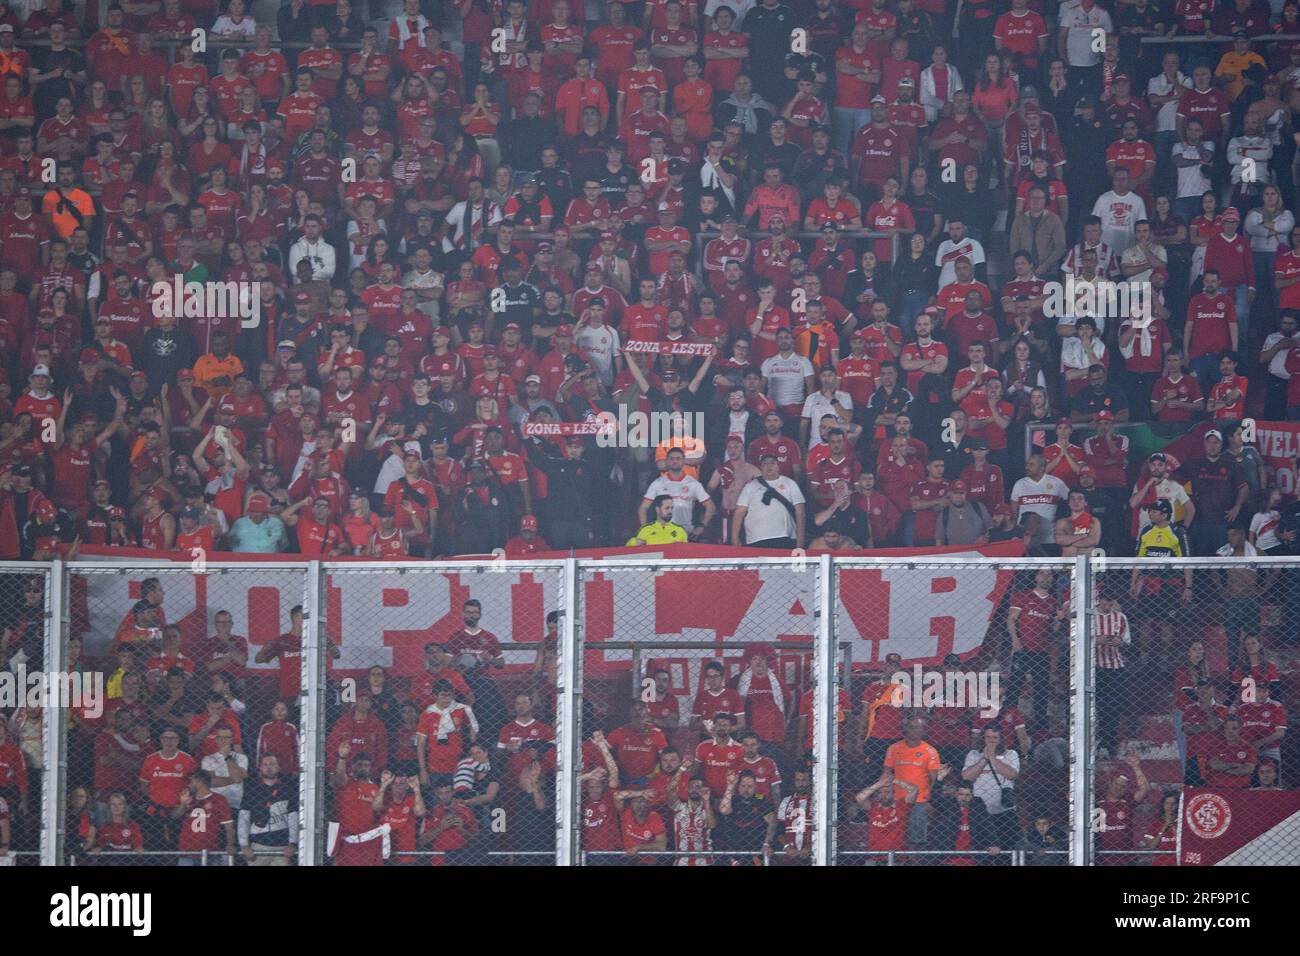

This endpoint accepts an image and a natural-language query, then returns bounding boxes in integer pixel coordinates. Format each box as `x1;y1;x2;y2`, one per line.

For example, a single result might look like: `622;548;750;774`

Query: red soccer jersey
1186;291;1235;358
694;738;744;792
178;791;232;852
1010;588;1058;652
1201;737;1257;789
606;726;668;780
139;750;198;806
908;478;950;542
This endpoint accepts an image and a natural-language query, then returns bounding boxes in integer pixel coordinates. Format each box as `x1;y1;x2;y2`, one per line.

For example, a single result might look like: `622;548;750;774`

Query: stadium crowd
0;0;1296;865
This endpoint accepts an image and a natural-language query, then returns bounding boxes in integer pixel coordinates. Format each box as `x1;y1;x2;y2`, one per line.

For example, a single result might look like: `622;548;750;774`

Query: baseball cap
433;325;451;338
79;347;100;364
660;369;680;381
950;480;967;492
93;479;111;490
726;433;745;445
1222;207;1241;222
1205;429;1223;441
180;506;201;521
967;437;988;451
1148;452;1167;463
246;495;269;513
520;514;539;532
29;364;51;379
107;506;127;520
294;289;311;304
524;373;542;385
994;503;1014;516
10;465;32;479
1096;410;1115;421
555;324;574;337
371;356;388;369
898;76;915;86
130;370;147;381
0;24;13;33
871;94;886;104
849;329;866;341
35;500;57;521
1146;499;1172;515
277;339;297;350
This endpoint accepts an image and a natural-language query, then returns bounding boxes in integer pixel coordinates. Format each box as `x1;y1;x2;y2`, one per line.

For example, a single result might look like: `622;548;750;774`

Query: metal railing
3;554;1297;865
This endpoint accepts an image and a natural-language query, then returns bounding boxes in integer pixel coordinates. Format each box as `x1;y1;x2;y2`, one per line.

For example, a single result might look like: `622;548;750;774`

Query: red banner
1179;787;1300;865
520;421;608;437
74;541;1025;679
1254;421;1300;496
620;340;715;356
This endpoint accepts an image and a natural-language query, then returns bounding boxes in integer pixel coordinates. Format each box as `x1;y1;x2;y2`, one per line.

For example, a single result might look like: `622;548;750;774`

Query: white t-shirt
935;237;987;287
1262;331;1298;379
737;474;806;543
801;390;853;449
201;750;249;811
1135;477;1191;530
576;323;620;385
1058;0;1113;67
1148;72;1191;132
1171;140;1213;199
962;748;1021;814
1091;190;1147;255
1011;474;1071;544
761;352;815;407
1250;509;1281;551
643;473;712;529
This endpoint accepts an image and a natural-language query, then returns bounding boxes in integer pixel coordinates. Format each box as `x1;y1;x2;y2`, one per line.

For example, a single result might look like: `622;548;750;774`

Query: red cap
79;347;100;364
1222;207;1241;222
294;290;311;304
556;324;574;337
950;481;967;492
994;503;1014;516
433;325;451;339
246;495;269;513
850;329;866;341
520;514;538;532
107;506;127;520
726;433;745;445
35;500;57;521
1096;410;1115;421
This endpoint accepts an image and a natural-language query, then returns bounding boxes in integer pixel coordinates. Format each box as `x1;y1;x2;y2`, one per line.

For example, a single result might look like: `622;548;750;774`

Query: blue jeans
1233;284;1251;355
833;107;870;157
1191;354;1220;396
898;290;930;341
1175;196;1202;227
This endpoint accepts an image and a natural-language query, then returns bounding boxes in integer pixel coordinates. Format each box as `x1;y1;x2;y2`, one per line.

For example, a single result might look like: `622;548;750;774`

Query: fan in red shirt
497;692;555;783
618;793;667;864
690;661;745;731
1201;717;1257;789
420;777;479;865
415;680;479;777
607;703;669;782
327;694;390;775
138;729;197;848
694;713;745;792
377;771;426;864
176;770;235;859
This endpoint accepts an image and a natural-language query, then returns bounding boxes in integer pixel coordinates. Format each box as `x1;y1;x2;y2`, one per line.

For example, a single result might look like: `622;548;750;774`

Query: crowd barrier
1;555;1296;866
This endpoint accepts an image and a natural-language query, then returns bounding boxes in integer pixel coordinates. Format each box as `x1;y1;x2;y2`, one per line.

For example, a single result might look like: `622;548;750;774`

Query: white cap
403;440;423;457
30;365;51;379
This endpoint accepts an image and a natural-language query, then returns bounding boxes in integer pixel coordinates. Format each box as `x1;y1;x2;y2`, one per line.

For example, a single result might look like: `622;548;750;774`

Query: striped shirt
1093;607;1130;670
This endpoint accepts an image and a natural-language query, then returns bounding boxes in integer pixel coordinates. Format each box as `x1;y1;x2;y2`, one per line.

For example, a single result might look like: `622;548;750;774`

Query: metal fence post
299;561;324;866
556;556;581;866
812;555;835;866
1071;554;1093;866
40;560;65;867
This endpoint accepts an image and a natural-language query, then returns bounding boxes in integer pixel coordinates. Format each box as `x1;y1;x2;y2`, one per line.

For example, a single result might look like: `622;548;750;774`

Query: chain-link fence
0;564;52;866
575;559;820;866
59;563;309;867
832;559;1077;866
1091;558;1300;867
321;562;568;865
17;555;1300;865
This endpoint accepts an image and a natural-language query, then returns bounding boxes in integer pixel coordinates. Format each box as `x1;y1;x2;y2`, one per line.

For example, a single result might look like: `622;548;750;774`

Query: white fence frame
17;554;1300;865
